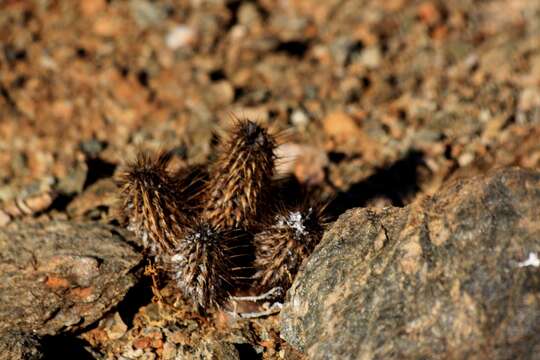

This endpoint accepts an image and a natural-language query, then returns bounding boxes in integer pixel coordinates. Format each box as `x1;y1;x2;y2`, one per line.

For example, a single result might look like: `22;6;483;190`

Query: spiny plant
117;151;190;257
253;202;326;292
202;119;276;230
164;221;233;310
118;120;328;312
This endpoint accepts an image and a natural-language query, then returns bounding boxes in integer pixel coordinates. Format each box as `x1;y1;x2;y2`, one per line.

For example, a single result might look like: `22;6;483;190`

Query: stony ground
0;0;539;359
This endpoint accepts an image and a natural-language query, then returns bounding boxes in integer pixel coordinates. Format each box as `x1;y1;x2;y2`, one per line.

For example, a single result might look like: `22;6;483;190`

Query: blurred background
0;0;539;213
1;1;540;358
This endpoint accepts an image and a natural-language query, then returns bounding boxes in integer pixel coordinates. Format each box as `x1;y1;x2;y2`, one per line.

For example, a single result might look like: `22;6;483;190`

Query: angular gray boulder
281;167;540;359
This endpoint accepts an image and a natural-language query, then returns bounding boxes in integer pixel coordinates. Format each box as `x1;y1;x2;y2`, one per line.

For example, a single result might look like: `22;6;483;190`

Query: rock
417;2;443;26
281;167;540;359
0;330;44;360
275;143;329;185
165;25;197;50
79;139;106;158
129;0;165;28
238;2;262;27
56;159;88;195
176;341;240;360
101;312;128;341
207;80;235;108
359;46;381;69
0;221;142;336
290;109;310;129
323;111;360;143
322;111;379;157
66;178;117;219
93;16;124;37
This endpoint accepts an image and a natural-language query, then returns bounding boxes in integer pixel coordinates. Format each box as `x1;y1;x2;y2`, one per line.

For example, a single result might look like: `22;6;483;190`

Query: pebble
129;0;164;28
457;152;475;167
322;111;362;143
165;25;197;50
291;109;309;128
360;46;381;69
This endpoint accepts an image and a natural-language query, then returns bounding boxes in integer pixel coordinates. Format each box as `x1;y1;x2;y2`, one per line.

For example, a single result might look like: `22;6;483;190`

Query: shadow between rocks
115;275;154;328
41;335;95;360
327;150;425;218
235;343;262;360
83;157;117;190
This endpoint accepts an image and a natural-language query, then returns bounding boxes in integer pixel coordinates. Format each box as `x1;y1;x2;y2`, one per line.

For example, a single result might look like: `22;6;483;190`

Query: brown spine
202;120;276;230
165;221;232;310
117;151;189;256
253;203;326;292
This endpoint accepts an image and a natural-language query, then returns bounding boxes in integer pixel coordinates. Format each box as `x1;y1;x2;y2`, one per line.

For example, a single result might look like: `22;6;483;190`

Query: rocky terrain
0;0;538;359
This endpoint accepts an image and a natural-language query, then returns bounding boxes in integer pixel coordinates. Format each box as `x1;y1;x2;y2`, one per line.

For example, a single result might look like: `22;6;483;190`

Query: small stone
161;342;177;360
66;178;117;219
208;80;235;107
93;16;123;37
56;160;88;195
175;340;240;360
290;109;309;128
360;46;381;69
129;0;164;28
517;252;540;268
122;347;144;359
0;212;11;227
518;87;540;113
418;2;441;25
238;3;261;26
39;54;58;70
458;152;475;166
79;139;106;158
133;337;153;349
102;312;128;340
323;111;360;140
165;25;196;50
80;0;106;17
276;143;329;185
322;111;368;155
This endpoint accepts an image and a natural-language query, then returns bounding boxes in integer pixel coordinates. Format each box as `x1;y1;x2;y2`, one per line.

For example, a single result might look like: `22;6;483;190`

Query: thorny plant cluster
118;120;327;317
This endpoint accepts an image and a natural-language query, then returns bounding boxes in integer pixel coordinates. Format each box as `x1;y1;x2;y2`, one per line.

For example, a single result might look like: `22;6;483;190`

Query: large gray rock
281;167;540;359
0;221;142;336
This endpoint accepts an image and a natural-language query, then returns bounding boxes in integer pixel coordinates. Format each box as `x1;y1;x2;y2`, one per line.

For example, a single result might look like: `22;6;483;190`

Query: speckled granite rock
0;330;43;360
0;221;142;336
175;340;240;360
281;167;540;359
